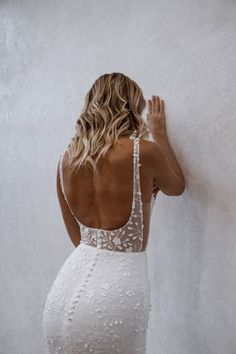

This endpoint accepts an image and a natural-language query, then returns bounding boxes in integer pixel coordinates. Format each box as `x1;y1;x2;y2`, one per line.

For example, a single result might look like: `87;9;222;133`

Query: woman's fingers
147;95;166;137
154;96;158;113
152;95;156;113
148;99;152;115
153;95;161;113
160;99;165;114
151;96;157;113
148;95;164;115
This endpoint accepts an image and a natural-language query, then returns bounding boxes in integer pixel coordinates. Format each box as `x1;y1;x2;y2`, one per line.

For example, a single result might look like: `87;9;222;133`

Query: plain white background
1;0;236;353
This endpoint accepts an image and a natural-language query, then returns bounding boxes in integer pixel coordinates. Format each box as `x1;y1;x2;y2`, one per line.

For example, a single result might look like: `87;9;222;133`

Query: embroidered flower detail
125;246;133;252
113;236;122;246
101;281;113;290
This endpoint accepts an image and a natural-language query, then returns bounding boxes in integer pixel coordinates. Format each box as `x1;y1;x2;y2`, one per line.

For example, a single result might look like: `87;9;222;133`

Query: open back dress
42;134;156;354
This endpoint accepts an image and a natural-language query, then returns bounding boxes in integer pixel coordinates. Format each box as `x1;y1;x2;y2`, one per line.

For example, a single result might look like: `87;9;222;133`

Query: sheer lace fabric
42;244;151;354
42;135;156;354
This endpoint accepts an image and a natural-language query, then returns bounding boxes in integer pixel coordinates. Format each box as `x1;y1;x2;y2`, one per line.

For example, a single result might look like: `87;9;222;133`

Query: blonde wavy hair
66;72;149;175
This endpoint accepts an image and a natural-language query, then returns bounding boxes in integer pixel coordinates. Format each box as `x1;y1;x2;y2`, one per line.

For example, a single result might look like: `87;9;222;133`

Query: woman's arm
147;95;185;195
153;133;185;188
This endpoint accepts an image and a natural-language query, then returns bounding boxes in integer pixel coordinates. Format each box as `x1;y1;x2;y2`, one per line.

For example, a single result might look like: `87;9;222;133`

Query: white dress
42;135;156;354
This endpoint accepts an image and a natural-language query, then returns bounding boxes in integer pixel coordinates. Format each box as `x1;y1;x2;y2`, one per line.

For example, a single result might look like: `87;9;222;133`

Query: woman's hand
147;95;167;138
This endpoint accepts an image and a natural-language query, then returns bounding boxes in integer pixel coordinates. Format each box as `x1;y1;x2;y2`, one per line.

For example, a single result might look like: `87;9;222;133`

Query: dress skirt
42;243;151;354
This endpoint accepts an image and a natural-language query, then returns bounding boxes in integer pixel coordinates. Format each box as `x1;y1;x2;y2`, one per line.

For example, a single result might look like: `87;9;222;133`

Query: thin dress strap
133;136;144;250
59;152;78;223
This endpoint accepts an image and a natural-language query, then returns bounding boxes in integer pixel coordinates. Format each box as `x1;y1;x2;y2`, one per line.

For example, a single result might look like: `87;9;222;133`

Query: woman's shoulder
139;137;156;153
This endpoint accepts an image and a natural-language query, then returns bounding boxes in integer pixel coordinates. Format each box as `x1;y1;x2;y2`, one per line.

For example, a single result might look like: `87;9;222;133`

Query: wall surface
1;0;236;353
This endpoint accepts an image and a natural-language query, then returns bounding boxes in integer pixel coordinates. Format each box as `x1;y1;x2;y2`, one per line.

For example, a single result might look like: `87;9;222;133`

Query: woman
42;72;185;354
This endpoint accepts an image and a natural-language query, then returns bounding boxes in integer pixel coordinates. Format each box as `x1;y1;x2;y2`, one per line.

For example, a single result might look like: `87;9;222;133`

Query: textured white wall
1;0;236;353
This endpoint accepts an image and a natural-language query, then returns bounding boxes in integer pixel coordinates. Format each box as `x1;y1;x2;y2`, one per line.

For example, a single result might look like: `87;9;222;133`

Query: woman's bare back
61;137;158;250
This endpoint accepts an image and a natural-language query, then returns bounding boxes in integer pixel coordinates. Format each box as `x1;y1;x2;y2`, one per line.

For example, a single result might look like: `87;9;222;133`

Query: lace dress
42;135;156;354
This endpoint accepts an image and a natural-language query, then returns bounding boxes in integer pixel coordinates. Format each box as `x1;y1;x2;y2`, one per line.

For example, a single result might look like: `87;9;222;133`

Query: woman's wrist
152;131;168;142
